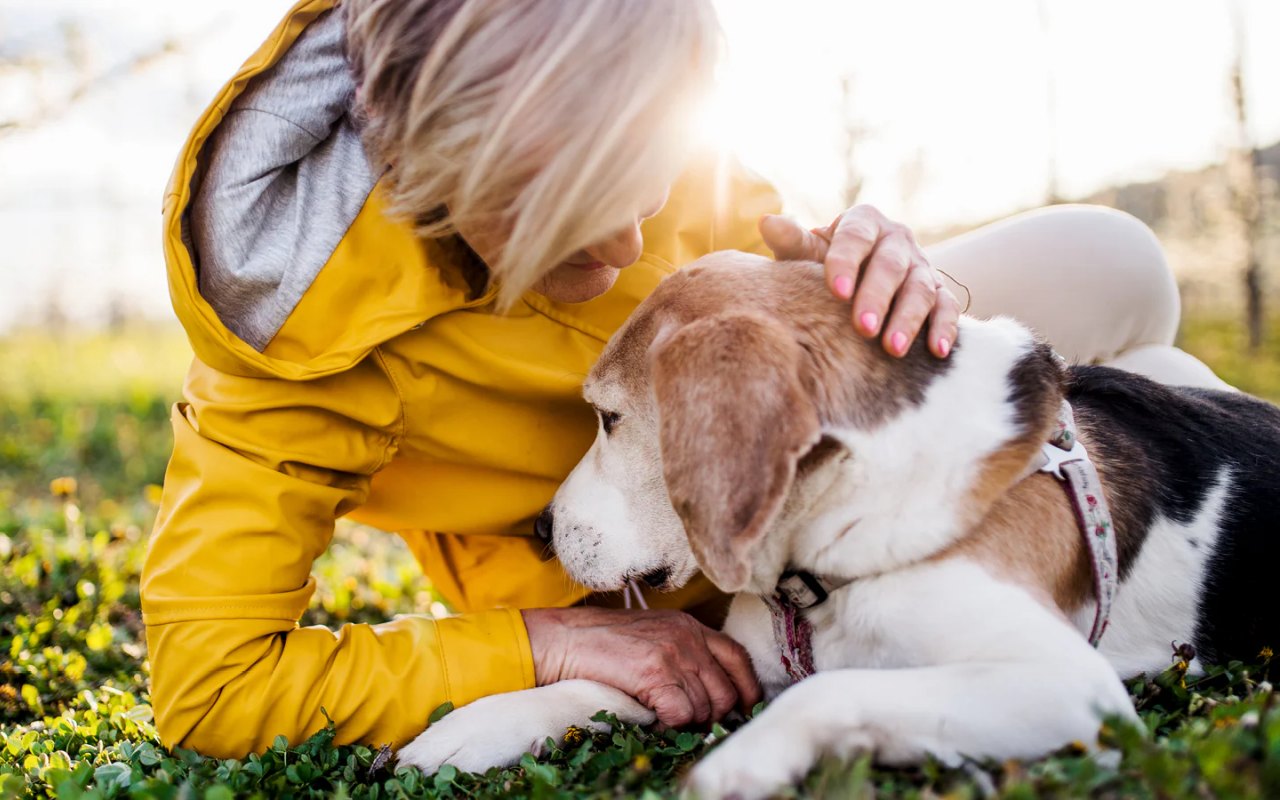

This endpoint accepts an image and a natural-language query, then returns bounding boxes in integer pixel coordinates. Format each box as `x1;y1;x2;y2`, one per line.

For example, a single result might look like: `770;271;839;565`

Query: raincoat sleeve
140;352;535;758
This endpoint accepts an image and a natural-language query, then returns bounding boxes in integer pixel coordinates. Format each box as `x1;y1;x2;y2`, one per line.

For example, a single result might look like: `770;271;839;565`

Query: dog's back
1069;366;1280;664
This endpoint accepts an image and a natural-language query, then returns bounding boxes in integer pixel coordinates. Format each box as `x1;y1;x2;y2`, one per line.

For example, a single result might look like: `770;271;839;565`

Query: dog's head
545;251;1063;596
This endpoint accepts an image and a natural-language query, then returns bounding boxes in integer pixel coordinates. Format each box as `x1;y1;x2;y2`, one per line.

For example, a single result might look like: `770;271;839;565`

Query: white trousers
927;204;1232;391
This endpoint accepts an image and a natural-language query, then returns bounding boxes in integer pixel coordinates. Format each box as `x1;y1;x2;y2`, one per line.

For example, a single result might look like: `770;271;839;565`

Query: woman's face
459;189;670;304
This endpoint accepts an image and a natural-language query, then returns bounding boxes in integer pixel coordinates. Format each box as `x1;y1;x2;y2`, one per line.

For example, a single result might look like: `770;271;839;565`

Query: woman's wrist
521;607;568;687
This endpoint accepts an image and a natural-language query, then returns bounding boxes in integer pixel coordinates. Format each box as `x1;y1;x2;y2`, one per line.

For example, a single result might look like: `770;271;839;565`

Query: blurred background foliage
3;311;1276;519
0;327;186;503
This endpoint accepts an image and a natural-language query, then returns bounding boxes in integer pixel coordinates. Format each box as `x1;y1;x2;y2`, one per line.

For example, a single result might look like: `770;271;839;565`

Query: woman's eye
599;410;621;435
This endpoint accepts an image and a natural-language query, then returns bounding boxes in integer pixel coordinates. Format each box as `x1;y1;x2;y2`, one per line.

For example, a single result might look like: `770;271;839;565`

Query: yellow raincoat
143;0;781;758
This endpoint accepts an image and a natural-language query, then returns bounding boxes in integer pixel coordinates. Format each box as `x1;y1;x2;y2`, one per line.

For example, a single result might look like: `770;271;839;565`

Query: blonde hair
345;0;720;310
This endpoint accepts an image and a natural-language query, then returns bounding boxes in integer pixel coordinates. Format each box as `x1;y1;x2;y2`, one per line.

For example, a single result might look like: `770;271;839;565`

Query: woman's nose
585;220;644;269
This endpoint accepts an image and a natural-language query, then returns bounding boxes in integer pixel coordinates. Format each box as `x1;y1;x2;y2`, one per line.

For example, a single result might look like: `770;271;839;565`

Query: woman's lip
567;260;608;271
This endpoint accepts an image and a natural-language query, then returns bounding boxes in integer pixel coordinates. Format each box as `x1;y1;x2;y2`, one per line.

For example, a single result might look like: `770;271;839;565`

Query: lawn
2;316;1279;799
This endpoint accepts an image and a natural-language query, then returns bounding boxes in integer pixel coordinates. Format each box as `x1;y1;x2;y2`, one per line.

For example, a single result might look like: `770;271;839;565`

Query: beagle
398;252;1280;799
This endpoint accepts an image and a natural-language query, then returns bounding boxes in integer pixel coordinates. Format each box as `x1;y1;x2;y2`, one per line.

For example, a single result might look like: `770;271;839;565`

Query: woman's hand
522;607;761;728
760;205;960;359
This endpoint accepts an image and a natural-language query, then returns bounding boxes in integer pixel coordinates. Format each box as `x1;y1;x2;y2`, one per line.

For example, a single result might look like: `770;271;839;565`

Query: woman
143;0;1226;758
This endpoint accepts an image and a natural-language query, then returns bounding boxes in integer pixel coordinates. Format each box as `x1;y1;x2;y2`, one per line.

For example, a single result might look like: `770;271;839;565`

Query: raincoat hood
163;0;781;380
164;0;479;381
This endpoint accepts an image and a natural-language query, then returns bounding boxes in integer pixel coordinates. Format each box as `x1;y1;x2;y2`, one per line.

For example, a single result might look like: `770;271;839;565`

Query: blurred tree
0;24;188;137
897;148;927;226
1228;1;1265;351
838;75;865;209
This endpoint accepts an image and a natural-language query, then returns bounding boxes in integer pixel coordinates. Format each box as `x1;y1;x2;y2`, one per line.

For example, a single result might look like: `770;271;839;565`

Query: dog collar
762;571;837;683
774;570;834;609
763;399;1118;683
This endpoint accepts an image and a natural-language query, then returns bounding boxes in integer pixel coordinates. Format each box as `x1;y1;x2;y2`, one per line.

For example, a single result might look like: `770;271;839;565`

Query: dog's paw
396;680;654;775
685;712;845;800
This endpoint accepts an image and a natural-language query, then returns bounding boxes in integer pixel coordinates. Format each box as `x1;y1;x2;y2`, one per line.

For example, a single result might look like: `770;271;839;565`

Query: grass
0;314;1278;798
1176;312;1280;401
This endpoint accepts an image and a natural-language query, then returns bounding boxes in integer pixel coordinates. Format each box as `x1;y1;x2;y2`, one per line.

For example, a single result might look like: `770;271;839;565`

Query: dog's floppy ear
650;312;822;592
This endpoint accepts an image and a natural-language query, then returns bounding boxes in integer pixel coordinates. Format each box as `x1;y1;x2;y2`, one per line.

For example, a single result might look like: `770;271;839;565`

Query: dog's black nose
640;567;671;589
533;505;555;552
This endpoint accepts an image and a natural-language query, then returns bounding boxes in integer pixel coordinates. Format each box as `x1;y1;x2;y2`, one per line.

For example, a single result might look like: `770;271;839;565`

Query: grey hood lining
186;6;378;352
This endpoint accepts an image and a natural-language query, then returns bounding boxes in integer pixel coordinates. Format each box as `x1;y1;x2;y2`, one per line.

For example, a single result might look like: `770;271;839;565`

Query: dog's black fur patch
1006;340;1067;435
1068;366;1280;663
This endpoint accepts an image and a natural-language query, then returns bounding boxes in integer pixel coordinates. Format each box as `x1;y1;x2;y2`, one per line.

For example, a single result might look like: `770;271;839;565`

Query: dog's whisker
628;579;649;610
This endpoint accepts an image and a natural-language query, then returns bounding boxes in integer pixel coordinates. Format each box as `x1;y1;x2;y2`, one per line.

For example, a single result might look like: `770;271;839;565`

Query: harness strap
1037;400;1117;646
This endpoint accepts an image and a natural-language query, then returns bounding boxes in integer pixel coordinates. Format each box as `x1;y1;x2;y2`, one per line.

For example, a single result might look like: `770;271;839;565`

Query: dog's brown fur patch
947;468;1094;614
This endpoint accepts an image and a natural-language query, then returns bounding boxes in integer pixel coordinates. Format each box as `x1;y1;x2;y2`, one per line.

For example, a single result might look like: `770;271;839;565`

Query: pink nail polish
938;337;951;357
891;331;908;354
834;275;853;299
859;311;879;334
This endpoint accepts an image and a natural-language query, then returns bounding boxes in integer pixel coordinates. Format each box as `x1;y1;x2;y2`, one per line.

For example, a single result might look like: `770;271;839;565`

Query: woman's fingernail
834;275;854;299
891;331;908;354
859;311;879;334
938;337;951;357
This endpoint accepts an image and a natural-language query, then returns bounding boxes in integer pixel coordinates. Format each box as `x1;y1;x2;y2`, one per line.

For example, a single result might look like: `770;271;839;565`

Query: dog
397;252;1280;799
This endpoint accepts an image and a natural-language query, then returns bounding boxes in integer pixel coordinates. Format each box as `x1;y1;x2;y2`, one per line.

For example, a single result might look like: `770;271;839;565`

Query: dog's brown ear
650;312;821;592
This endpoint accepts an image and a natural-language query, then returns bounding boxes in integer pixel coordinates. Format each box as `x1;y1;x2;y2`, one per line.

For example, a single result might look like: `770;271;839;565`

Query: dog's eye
599;409;622;436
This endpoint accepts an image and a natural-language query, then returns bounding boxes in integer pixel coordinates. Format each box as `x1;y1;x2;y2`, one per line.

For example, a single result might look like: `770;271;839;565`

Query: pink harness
764;399;1119;683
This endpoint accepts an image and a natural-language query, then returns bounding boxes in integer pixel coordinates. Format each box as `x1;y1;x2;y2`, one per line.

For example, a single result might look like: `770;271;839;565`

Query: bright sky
709;0;1280;227
0;0;1276;327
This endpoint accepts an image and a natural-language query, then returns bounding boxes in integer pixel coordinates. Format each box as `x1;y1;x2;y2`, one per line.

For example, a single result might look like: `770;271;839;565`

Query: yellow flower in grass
50;477;77;498
563;725;587;747
632;753;651;772
1170;656;1190;688
0;685;22;717
1260;646;1274;663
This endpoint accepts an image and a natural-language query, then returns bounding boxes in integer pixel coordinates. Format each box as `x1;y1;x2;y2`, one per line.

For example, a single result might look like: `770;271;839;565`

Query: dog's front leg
397;680;654;775
685;654;1135;800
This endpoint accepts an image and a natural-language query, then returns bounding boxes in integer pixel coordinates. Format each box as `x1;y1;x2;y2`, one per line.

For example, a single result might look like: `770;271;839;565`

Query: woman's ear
650;312;821;592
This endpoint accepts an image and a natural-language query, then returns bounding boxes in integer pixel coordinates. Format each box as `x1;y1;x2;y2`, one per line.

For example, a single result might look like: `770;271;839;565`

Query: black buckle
776;571;829;610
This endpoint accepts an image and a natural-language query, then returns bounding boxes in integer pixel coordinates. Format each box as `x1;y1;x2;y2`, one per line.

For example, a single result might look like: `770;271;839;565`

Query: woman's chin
532;265;621;303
